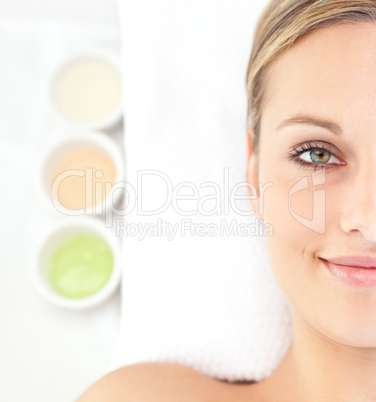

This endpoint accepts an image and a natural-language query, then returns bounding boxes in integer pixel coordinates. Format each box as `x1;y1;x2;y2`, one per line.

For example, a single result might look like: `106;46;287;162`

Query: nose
340;156;376;242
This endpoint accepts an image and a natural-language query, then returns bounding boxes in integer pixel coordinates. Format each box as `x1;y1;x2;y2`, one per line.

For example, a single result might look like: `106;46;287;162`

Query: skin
77;22;376;401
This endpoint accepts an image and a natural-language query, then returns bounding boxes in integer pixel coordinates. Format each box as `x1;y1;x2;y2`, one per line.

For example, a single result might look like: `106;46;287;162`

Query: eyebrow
276;113;343;137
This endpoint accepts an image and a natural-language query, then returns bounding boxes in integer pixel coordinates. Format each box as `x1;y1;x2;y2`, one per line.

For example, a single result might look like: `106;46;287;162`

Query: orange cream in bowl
37;131;124;215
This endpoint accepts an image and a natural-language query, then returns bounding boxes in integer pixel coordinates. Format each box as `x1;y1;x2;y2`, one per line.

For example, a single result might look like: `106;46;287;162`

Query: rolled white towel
110;0;292;382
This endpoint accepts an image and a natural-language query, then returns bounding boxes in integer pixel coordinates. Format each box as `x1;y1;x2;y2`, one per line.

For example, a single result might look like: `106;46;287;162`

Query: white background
1;0;119;25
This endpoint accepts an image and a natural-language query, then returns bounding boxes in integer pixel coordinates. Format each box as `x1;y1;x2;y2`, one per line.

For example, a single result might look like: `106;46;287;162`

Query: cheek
260;164;322;244
263;181;312;286
259;162;376;346
258;161;324;295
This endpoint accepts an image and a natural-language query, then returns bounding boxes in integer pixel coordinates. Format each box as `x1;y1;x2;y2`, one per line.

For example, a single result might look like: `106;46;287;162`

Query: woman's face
248;22;376;346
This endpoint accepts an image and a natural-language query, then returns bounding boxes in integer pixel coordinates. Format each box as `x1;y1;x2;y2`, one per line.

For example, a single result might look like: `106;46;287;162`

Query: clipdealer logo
49;167;326;238
51;167;273;218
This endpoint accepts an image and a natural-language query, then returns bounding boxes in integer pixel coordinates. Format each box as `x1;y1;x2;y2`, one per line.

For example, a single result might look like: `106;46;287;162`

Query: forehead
261;22;376;133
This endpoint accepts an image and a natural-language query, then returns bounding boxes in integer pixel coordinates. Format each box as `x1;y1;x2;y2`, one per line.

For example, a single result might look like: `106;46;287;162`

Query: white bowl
29;216;121;310
35;130;125;216
47;48;123;131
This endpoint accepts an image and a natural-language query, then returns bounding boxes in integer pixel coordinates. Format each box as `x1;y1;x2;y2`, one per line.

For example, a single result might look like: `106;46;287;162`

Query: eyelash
288;140;342;171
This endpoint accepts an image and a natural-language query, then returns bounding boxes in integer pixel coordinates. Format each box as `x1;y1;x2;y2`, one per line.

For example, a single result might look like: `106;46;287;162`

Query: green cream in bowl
31;217;121;310
49;234;113;299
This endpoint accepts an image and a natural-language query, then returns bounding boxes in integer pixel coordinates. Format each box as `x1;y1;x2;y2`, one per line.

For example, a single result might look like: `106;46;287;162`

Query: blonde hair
246;0;376;153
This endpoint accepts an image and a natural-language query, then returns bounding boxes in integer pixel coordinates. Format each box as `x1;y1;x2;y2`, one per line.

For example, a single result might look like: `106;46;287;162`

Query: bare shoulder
75;361;257;402
75;362;214;402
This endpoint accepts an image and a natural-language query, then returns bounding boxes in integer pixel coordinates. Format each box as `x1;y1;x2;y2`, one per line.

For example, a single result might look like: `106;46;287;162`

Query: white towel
110;0;292;382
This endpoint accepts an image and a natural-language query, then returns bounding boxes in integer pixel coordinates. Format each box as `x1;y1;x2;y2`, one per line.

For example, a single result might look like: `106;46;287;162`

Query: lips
324;255;376;269
320;256;376;288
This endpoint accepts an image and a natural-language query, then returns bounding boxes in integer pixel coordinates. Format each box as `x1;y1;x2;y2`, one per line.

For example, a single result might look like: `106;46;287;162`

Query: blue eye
301;149;337;164
288;141;342;171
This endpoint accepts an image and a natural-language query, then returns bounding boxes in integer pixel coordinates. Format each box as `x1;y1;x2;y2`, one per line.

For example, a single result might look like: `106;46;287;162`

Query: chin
306;299;376;349
326;325;376;349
